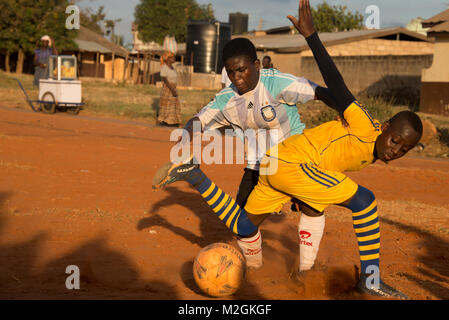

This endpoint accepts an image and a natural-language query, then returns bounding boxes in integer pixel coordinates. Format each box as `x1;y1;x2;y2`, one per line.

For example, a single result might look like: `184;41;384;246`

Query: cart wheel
66;106;81;115
40;92;56;114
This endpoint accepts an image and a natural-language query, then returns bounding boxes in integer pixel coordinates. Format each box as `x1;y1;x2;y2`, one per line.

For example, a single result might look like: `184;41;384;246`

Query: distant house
0;26;131;81
239;27;434;104
420;8;449;116
406;18;430;36
65;26;130;81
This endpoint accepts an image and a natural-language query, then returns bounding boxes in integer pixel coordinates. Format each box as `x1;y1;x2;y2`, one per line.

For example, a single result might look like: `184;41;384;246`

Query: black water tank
186;21;231;74
229;12;248;35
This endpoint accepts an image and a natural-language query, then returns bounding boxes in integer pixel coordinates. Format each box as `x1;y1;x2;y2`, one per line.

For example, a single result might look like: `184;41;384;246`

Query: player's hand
335;115;349;128
287;0;316;38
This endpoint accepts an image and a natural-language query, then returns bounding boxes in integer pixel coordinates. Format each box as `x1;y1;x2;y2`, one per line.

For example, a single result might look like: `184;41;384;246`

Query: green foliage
0;0;78;54
134;0;215;44
311;1;364;32
79;5;106;34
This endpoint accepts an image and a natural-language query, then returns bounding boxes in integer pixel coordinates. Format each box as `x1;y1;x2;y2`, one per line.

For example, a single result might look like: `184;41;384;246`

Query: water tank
186;21;231;74
229;12;248;35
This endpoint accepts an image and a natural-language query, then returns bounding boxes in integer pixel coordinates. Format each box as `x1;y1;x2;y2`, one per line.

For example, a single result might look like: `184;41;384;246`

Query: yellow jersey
271;100;382;172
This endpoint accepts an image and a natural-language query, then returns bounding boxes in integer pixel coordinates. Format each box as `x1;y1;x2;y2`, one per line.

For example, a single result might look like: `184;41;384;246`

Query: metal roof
74;39;112;54
75;26;129;57
422;8;449;26
428;20;449;33
238;27;431;53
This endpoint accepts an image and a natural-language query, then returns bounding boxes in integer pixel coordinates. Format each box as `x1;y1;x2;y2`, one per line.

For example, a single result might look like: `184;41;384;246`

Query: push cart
16;55;83;115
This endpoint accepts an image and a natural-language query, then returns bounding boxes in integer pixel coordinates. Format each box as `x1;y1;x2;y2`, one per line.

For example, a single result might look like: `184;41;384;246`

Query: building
69;26;130;81
406;18;430;36
420;8;449;116
240;27;434;105
0;26;131;81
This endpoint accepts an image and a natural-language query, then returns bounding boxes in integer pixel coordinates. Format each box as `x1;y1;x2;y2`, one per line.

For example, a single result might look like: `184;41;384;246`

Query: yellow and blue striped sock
346;185;380;274
186;168;258;236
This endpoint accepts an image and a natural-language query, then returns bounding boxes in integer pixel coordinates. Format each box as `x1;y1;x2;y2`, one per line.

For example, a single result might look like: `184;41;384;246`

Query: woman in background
158;51;181;127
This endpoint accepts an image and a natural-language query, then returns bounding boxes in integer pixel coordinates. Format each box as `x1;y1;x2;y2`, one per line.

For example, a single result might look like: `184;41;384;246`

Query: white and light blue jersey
196;68;317;170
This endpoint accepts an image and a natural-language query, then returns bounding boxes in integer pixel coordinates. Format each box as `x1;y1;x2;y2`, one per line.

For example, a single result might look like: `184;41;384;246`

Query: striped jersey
272;100;382;172
196;68;318;170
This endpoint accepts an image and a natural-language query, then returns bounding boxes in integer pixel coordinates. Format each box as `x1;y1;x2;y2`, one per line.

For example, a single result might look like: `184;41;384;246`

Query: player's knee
246;212;270;227
292;198;323;217
344;185;375;211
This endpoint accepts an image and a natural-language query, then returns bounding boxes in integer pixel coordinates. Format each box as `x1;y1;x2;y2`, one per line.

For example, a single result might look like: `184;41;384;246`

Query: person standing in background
262;55;274;69
33;35;58;88
221;66;232;89
158;51;181;127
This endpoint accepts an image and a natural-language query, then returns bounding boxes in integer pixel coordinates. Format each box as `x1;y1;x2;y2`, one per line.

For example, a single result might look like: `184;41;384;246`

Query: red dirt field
0;106;448;300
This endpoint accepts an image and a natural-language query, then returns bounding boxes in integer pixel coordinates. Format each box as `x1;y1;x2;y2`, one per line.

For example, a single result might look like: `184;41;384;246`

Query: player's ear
381;121;390;131
254;59;261;71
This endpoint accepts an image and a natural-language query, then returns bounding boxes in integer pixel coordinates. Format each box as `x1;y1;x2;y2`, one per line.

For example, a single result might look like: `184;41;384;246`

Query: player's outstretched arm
314;86;339;112
288;0;355;113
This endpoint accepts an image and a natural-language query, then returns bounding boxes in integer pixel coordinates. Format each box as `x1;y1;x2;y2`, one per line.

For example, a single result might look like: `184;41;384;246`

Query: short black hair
263;55;271;61
222;38;258;64
389;110;423;136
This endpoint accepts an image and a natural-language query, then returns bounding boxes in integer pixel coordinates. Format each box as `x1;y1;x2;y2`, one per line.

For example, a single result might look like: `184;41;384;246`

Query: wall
301;38;434;57
421;34;449;115
421;35;449;82
299;54;433;105
264;39;434;77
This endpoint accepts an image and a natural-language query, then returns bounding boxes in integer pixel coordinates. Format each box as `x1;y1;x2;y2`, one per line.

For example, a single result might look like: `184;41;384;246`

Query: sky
76;0;449;47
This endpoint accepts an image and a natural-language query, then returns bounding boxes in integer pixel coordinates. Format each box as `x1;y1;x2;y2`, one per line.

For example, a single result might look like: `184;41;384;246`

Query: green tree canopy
134;0;215;44
0;0;78;54
311;1;364;32
79;5;107;34
0;0;79;72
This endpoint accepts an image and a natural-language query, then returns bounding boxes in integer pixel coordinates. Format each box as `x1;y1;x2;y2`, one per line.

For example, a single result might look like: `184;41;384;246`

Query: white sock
237;229;263;269
298;214;325;272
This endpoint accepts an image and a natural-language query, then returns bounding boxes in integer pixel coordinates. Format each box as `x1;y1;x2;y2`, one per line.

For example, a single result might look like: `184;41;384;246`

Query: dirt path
0;107;448;300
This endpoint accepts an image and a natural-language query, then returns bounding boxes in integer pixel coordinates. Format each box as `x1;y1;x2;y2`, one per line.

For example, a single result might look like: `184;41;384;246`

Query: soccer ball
193;242;245;297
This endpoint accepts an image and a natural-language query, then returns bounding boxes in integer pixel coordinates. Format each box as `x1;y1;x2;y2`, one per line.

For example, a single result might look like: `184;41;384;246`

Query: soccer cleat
356;274;409;299
152;155;199;189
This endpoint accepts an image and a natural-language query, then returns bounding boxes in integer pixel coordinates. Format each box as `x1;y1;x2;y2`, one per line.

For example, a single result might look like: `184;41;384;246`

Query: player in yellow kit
152;0;422;298
247;100;382;217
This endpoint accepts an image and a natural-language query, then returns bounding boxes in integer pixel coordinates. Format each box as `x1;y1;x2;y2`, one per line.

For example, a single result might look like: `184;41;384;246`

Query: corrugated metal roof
428;20;449;33
422;8;449;25
238;27;431;53
76;26;129;57
75;39;111;54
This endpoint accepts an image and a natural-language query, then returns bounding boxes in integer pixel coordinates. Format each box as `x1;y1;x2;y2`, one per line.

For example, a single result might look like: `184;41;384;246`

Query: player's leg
339;185;407;299
236;170;292;268
263;162;356;276
152;155;285;237
234;168;265;268
294;200;325;272
235;168;259;208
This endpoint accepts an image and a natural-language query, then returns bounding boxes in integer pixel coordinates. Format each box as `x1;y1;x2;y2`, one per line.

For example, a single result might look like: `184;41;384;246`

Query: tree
311;1;364;32
134;0;215;44
79;5;107;34
0;0;78;73
105;18;122;44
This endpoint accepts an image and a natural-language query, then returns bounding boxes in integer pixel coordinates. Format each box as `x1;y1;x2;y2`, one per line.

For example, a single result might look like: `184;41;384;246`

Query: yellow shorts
245;156;358;214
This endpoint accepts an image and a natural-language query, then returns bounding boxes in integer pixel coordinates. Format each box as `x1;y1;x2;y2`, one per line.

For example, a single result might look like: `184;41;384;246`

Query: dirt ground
0;106;448;300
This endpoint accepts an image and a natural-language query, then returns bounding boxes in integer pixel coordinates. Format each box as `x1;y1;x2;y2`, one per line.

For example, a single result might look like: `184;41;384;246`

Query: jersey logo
247;101;254;109
261;105;276;122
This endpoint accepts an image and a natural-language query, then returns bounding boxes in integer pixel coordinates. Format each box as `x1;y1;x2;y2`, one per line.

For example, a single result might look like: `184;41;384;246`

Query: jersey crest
261;105;276;122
